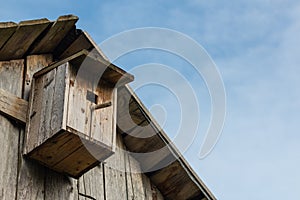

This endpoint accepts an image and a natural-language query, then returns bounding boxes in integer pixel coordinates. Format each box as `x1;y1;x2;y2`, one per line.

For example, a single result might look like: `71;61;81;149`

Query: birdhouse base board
27;130;114;179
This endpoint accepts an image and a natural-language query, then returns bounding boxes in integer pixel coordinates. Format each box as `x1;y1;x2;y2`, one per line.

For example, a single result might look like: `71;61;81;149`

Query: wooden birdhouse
24;50;134;178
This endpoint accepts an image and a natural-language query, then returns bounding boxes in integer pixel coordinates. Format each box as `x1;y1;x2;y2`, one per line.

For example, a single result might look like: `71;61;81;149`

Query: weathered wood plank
29;130;112;175
67;63;90;136
148;161;201;200
24;74;44;154
123;128;164;152
52;141;103;178
38;68;57;146
92;81;115;146
44;169;78;200
125;140;165;200
117;88;146;134
0;88;28;124
51;63;69;135
78;175;86;200
0;60;24;96
125;154;146;200
112;89;117;153
28;132;82;168
59;32;93;59
24;55;53;153
79;164;105;200
104;134;127;200
24;54;53;100
16;159;46;200
141;152;177;173
17;55;53;200
33;50;88;78
0;22;17;50
125;154;134;200
142;174;153;200
31;15;78;54
0;59;24;200
0;19;50;60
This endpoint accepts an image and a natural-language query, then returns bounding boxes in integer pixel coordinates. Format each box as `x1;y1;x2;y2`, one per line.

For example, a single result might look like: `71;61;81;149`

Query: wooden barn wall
0;55;164;200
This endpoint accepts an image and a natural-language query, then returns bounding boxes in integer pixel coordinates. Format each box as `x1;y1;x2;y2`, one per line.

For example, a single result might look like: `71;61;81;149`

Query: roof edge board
82;31;110;61
0;22;18;28
30;15;79;54
18;18;50;26
57;14;79;22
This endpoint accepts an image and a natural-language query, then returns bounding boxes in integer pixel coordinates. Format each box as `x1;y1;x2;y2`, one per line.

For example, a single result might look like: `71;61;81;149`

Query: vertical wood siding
0;55;164;200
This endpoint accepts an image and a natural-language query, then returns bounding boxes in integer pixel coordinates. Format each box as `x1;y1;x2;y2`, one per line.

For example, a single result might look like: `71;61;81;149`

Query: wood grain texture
31;15;78;54
118;86;174;172
44;169;78;200
38;69;57;146
92;81;115;147
125;154;146;200
0;59;24;200
51;140;101;178
104;134;127;200
24;55;54;154
79;164;105;200
24;54;53;100
0;88;28;124
117;87;146;134
67;63;90;136
17;55;53;200
16;159;46;200
28;132;82;168
148;161;201;200
33;50;87;77
78;175;86;200
51;63;69;135
142;174;154;200
24;74;44;154
0;19;50;60
111;89;117;153
59;32;93;59
0;22;17;50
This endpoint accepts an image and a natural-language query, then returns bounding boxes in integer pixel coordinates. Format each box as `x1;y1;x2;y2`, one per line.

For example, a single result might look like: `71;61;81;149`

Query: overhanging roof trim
122;85;216;200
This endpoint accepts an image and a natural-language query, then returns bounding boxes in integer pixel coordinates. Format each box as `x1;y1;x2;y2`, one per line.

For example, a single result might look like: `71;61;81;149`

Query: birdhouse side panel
25;63;69;154
51;63;70;135
26;69;56;153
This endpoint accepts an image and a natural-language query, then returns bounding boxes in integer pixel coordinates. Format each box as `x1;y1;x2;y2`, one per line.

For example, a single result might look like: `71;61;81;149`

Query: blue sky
2;0;300;199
